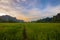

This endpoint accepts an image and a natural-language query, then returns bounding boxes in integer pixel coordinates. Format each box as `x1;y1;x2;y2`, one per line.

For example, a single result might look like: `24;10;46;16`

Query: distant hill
32;13;60;23
53;13;60;22
0;15;24;23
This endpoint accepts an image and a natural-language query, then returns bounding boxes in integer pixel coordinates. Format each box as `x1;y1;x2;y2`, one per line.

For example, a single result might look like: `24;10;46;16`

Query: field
0;23;60;40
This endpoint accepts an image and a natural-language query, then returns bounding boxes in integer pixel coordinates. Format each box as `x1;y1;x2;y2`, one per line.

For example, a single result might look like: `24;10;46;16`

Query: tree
0;15;24;23
33;13;60;23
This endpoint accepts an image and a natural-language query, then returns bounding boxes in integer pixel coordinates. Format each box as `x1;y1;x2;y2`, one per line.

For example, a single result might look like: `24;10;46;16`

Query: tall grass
0;23;60;40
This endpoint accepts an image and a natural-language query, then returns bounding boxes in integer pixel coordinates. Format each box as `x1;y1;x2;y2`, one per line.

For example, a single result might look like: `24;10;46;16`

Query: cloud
0;0;37;21
21;0;26;2
27;5;60;21
43;5;60;17
0;0;28;21
0;0;60;22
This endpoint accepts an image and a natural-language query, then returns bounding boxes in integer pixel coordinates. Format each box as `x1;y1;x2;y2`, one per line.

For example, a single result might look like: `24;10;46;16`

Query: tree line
0;15;24;23
32;13;60;23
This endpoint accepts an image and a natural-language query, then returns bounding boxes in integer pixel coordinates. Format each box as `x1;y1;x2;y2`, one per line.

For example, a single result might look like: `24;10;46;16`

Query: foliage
33;13;60;23
0;23;60;40
0;15;24;23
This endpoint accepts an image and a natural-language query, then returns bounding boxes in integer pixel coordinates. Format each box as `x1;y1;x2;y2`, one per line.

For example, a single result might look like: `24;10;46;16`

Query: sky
0;0;60;21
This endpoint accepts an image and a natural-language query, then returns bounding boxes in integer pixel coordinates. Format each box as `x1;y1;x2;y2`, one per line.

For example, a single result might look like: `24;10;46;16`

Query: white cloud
27;5;60;21
43;5;60;17
21;0;26;1
0;0;28;21
0;0;60;22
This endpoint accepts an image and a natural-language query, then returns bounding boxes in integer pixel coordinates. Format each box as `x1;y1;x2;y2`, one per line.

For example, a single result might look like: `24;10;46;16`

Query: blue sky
15;0;60;10
0;0;60;21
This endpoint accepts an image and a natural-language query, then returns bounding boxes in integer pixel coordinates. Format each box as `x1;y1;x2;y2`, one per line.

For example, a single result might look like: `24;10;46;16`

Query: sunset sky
0;0;60;21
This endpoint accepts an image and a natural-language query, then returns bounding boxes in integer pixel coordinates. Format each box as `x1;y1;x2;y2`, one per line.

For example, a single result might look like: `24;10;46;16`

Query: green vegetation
0;23;60;40
0;15;24;23
33;13;60;23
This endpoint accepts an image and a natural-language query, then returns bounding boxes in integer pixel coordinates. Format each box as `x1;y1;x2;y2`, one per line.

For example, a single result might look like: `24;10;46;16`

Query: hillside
0;15;24;23
34;13;60;23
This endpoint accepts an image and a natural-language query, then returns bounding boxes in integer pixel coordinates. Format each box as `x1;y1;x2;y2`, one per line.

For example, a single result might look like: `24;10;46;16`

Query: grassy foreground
0;23;60;40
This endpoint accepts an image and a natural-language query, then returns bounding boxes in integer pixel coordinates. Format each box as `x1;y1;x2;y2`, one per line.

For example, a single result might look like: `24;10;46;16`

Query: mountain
0;15;24;23
32;13;60;23
53;13;60;22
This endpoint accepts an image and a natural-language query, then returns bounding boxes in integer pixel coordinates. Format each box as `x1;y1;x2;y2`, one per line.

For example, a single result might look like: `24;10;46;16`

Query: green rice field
0;23;60;40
